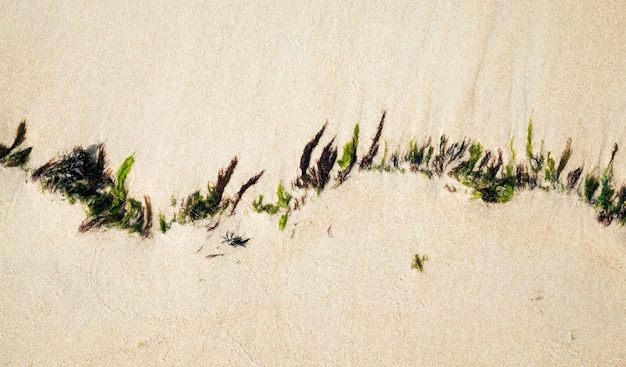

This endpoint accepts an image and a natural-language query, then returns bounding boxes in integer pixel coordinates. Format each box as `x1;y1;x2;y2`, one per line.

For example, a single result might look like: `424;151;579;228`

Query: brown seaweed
229;170;265;215
296;122;327;188
359;111;386;170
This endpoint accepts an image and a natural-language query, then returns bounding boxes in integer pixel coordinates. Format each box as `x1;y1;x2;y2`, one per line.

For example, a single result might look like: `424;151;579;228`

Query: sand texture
1;1;625;365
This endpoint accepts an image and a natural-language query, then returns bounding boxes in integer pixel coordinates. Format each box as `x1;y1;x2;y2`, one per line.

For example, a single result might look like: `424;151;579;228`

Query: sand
1;1;625;365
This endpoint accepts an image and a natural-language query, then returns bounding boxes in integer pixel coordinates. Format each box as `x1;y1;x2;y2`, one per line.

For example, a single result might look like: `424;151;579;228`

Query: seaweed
556;138;573;181
359;111;386;170
252;181;292;230
278;213;289;231
229;170;265;215
295;122;327;189
177;157;238;223
32;145;152;236
2;147;33;167
525;117;534;164
372;142;389;171
503;139;516;181
32;145;112;203
525;117;546;188
475;182;514;203
371;141;401;173
159;212;171;233
337;124;359;170
449;141;483;178
405;137;433;177
486;150;504;179
595;144;618;225
1;120;32;167
335;124;359;185
0;120;26;158
160;159;260;232
583;172;600;204
411;253;429;272
432;135;469;176
79;156;153;237
308;138;338;193
294;121;339;192
544;138;573;189
566;166;583;190
9;112;626;241
212;157;238;210
449;143;514;203
614;186;626;225
252;181;291;214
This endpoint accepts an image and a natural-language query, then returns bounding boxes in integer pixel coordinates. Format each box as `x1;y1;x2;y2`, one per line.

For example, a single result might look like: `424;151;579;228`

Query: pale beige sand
1;1;625;365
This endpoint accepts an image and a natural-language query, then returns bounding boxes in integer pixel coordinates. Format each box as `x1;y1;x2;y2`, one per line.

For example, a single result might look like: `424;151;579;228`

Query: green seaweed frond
406;139;419;167
371;139;400;173
277;181;292;207
544;151;556;184
504;138;516;179
252;181;291;213
252;194;279;214
411;253;428;272
596;171;615;211
159;212;172;233
450;141;482;179
543;138;573;190
474;183;515;203
114;154;135;198
583;172;600;204
526;116;534;164
278;212;289;231
338;124;359;170
448;140;514;204
372;141;389;171
595;144;619;225
523;115;548;188
335;124;360;185
252;181;293;231
81;156;152;236
405;137;434;177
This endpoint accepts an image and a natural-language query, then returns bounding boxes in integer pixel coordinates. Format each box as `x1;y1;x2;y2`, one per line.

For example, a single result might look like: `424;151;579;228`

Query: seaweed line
2;113;626;243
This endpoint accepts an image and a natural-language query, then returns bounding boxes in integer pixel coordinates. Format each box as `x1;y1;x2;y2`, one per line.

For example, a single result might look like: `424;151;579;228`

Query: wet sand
1;1;625;365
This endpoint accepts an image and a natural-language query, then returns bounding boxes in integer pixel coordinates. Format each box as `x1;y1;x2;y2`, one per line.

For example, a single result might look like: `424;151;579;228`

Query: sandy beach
1;1;625;365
